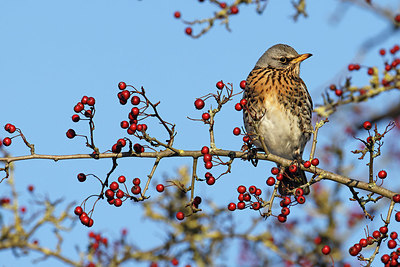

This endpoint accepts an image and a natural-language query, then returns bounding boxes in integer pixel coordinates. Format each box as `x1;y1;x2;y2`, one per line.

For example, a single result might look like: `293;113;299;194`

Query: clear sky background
1;1;400;266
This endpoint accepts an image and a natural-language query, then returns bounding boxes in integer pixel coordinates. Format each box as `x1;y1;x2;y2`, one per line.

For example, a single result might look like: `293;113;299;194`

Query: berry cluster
2;123;17;146
227;185;263;212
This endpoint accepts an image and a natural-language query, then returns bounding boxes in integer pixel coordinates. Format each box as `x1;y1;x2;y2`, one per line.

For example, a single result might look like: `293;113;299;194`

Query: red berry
238;193;244;202
335;89;343;96
296;195;305;204
252;202;261;210
354;64;360;70
363;121;372;130
359;238;368;247
289;164;297;173
133;178;141;185
367;68;374;75
156;184;165;192
237;202;245;209
381;254;390;264
66;129;76;139
216;81;224;89
239;80;246;89
395;14;400;23
131;96;140;105
202;113;210;120
281;207;290;216
176;211;185;220
271;167;279;175
203;153;212;162
110;181;119;191
3;137;11;146
314;236;322;245
295;188;304;196
282;196;291;206
27;185;34;192
348;246;359;256
378;170;387;179
390;231;398;239
205;161;213;169
243;135;250;143
133;143;144;153
74;206;83;216
77;173;86;182
120;121;129;129
185;27;192;35
372;230;381;239
233;127;241;136
171;258;179;266
194;99;205;110
117;138;126;147
379;49;386;56
72;114;80;122
248;186;256;194
114;198;122;207
105;189;114;199
131;185;141;195
81;96;88;104
329;84;336;91
220;2;227;8
74;103;84;113
230;5;239;14
277;214;287;223
395;212;400;222
131;107;140;116
120;90;130;101
201;146;209;154
118;82;127;90
311;158;319;166
235;103;242;111
228;202;236;211
276;173;283;181
87;97;95;106
388;239;397;249
348;64;355;71
174;11;181;18
240;99;247;106
206;176;215;185
266;177;275;186
303;161;311;168
255;188;262;196
237;185;246;194
393;194;400;203
380;226;388;234
321;245;331;255
112;144;121;153
116;190;124;199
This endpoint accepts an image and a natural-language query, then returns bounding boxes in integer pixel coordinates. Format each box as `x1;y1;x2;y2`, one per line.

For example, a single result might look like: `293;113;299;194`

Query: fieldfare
243;44;313;195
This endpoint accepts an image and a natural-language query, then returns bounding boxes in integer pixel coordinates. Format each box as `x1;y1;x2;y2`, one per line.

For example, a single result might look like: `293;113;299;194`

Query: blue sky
1;1;400;266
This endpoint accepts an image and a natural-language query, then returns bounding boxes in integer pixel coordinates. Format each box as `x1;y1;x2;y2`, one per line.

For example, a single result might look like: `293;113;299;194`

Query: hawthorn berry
296;195;305;204
228;202;236;211
395;212;400;222
193;196;202;206
87;97;95;106
367;68;374;75
271;167;279;175
171;258;179;266
110;181;119;191
393;194;400;203
205;161;213;169
120;90;130;101
266;177;275;186
233;127;241;135
252;202;261;210
248;186;256;194
220;2;227;8
314;236;322;245
174;11;181;18
348;246;359;256
156;184;164;192
27;185;34;192
136;124;143;132
230;5;239;14
255;188;262;196
194;99;205;110
303;161;311;168
240;99;247;106
120;121;129;129
133;143;144;153
116;190;124;199
348;64;355;71
74;206;83;216
380;226;388;234
72;114;80;122
131;185;141;195
311;158;319;166
238;193;244;202
390;231;398;239
202;113;210;120
66;129;76;139
185;27;192;35
112;144;121;153
176;212;185;220
289;164;297;173
237;185;246;194
74;103;84;113
131;96;140;105
131;107;139;116
243;135;250;143
282;196;291;206
77;173;86;182
381;254;390;264
295;188;304;196
277;214;287;223
206;176;215;185
321;245;331;255
133;178;141;185
378;170;387;179
203;153;212;162
329;84;336;91
395;14;400;23
117;138;126;147
105;189;115;199
118;82;127;90
240;80;246;89
363;121;372;130
2;137;11;146
335;89;343;96
388;239;397;249
276;173;283;181
80;215;90;226
216;80;224;89
281;207;290;216
359;238;368;247
201;146;209;154
114;198;122;207
372;230;381;239
235;103;242;111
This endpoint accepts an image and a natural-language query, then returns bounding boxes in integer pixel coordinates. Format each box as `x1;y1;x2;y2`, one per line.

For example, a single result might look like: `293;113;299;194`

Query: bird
243;44;313;195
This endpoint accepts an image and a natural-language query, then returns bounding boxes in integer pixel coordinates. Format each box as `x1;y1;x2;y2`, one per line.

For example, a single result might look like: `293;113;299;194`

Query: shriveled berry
393;194;400;203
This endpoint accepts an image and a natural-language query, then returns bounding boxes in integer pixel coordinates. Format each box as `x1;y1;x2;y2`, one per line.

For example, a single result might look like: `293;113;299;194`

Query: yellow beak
291;53;312;64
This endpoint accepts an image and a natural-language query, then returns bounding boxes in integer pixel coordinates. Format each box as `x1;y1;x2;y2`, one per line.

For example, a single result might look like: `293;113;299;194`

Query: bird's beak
292;53;312;64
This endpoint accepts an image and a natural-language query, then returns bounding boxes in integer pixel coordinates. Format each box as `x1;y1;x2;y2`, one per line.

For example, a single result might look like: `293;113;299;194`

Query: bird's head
255;44;312;76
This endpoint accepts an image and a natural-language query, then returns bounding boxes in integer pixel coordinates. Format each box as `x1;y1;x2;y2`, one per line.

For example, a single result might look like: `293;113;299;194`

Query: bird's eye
279;57;287;63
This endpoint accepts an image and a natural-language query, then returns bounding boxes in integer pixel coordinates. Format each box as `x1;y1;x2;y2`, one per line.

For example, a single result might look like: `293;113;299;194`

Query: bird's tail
278;167;310;195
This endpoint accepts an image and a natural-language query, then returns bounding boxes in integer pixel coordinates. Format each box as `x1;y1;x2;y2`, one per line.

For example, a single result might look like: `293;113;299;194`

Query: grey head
255;44;312;74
